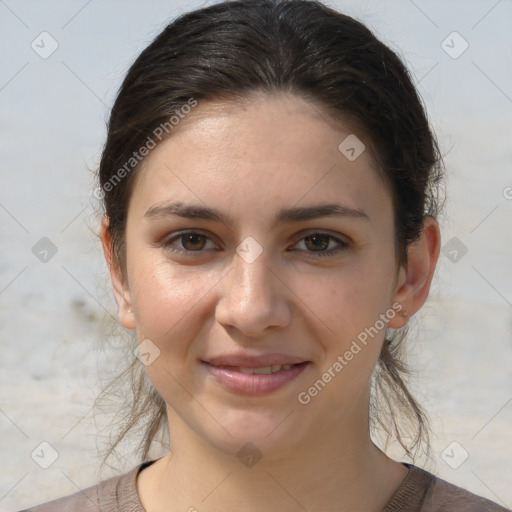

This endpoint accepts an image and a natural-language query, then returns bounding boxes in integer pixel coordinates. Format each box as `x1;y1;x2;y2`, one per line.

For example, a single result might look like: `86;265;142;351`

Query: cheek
296;255;396;403
128;251;220;354
299;270;389;411
306;256;395;341
128;260;223;408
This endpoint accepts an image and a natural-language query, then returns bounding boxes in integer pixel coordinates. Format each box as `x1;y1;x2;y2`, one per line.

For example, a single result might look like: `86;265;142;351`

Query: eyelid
290;228;350;245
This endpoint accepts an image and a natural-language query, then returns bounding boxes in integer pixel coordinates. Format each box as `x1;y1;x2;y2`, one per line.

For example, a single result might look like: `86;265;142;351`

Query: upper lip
203;354;308;368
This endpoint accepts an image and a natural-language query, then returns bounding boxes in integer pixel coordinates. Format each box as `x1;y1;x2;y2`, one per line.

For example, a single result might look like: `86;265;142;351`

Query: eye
291;232;349;257
160;230;348;257
162;231;218;254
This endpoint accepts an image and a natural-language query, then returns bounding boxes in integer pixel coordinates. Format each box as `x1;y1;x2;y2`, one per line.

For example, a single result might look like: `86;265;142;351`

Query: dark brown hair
95;0;444;468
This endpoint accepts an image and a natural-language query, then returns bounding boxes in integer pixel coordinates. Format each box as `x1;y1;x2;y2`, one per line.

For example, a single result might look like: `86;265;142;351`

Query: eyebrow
144;201;369;225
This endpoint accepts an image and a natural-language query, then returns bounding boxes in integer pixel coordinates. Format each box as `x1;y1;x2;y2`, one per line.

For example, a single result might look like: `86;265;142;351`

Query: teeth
239;367;256;374
237;364;295;374
254;366;272;374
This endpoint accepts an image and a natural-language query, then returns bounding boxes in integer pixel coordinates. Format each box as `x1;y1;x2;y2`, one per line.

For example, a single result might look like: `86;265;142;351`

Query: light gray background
1;0;511;510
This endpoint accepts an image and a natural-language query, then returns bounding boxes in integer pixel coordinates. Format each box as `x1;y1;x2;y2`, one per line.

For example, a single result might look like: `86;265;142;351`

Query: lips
201;354;310;395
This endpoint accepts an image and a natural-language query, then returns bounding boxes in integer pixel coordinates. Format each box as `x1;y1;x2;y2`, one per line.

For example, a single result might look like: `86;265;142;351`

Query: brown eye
304;234;330;251
162;231;217;254
291;232;349;257
181;233;207;251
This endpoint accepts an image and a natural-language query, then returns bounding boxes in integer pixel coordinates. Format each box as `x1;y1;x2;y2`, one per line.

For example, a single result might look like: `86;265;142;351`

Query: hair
95;0;444;468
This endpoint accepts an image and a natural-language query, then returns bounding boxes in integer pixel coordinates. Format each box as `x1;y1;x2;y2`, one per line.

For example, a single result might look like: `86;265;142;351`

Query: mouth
224;363;297;374
201;359;310;395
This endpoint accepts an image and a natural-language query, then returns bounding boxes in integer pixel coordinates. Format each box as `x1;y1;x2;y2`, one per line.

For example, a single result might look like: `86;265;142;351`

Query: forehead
128;93;392;224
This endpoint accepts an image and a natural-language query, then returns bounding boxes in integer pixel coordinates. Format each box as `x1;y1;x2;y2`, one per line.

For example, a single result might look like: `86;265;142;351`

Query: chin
196;406;308;461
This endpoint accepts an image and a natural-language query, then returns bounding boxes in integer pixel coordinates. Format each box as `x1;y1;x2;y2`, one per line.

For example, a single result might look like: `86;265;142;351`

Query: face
108;93;410;458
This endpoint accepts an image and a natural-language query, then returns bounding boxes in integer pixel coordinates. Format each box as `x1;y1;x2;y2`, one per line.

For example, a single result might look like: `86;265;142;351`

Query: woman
21;0;509;510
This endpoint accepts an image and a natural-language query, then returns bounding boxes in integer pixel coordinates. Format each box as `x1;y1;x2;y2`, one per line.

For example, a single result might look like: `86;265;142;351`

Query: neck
137;404;408;512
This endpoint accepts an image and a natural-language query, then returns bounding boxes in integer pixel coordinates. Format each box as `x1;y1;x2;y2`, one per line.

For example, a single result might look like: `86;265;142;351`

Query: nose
215;249;292;338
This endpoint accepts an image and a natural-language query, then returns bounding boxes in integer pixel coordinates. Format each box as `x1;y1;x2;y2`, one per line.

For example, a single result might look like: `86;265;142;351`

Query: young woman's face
116;93;408;457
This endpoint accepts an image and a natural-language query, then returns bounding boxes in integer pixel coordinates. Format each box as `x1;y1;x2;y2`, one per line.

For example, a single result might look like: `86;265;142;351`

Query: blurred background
1;0;511;510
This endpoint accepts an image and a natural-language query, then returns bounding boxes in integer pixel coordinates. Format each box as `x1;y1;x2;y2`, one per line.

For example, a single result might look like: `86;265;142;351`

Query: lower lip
202;362;310;395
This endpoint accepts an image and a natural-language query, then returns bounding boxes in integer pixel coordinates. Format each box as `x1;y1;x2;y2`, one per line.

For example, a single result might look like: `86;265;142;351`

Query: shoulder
17;461;154;512
386;464;510;512
424;470;510;512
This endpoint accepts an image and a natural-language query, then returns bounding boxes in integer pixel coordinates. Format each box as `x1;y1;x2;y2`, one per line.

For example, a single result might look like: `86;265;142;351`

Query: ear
100;216;136;330
388;216;441;328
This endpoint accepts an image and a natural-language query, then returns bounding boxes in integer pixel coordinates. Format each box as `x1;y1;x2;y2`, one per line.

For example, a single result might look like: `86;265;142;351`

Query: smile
201;361;310;395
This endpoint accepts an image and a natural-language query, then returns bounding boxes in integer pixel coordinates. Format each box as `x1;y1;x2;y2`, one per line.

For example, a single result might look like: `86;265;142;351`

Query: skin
101;92;441;512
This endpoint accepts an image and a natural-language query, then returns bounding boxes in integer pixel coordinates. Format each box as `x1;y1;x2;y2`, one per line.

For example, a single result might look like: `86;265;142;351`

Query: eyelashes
292;233;349;256
161;230;350;258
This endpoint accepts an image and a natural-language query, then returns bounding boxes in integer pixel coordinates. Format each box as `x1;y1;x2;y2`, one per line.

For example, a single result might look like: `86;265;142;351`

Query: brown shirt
19;460;510;512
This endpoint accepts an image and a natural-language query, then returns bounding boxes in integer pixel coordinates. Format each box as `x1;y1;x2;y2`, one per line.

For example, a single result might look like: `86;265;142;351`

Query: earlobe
387;216;441;329
99;217;136;330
